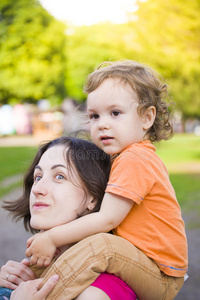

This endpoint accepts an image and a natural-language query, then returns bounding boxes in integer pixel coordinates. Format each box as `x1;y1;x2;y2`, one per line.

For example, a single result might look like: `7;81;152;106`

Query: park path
0;188;31;264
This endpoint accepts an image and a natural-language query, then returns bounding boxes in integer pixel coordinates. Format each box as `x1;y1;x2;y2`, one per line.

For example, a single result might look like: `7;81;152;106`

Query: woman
0;136;137;300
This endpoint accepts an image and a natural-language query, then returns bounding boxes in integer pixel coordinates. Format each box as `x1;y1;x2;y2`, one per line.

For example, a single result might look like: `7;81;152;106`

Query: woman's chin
30;221;45;231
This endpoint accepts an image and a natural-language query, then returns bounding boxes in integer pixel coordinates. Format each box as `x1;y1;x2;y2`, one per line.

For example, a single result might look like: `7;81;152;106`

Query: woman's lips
33;202;49;210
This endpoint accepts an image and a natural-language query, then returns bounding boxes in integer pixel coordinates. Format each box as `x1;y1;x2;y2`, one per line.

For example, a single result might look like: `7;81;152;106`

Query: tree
0;0;67;104
65;0;200;119
130;0;200;119
65;22;140;101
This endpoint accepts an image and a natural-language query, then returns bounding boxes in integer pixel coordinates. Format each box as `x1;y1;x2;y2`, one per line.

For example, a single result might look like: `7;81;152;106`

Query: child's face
30;145;93;230
87;78;147;155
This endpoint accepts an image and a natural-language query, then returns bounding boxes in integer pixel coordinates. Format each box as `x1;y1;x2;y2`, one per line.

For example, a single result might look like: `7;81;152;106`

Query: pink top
91;272;137;300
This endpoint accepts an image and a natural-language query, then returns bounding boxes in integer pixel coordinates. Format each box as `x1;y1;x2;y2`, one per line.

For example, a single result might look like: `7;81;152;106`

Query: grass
156;134;200;212
0;146;36;198
170;173;200;211
156;133;200;166
0;146;36;182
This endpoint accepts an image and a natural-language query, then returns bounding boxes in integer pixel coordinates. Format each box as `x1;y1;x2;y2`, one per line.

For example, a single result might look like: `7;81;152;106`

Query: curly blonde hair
84;60;174;142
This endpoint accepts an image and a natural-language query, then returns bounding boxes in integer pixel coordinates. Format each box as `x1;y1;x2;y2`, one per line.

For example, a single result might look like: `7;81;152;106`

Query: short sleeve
106;149;155;205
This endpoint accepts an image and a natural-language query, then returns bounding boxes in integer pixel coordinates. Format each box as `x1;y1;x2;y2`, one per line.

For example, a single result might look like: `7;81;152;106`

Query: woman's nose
32;178;48;196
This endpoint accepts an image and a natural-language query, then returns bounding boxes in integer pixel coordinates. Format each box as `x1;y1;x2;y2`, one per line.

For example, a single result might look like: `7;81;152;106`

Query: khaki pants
40;233;184;300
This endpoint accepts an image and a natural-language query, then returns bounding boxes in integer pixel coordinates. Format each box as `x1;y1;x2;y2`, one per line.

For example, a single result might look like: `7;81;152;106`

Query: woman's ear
87;198;97;212
143;106;156;130
81;197;97;216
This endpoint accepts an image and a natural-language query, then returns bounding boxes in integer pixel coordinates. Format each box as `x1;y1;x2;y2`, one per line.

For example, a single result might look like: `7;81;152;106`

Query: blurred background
0;0;199;140
0;0;200;299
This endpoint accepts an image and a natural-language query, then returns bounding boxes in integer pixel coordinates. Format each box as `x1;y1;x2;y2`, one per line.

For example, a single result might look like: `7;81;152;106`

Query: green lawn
156;134;200;212
0;146;36;198
156;133;200;166
0;146;36;182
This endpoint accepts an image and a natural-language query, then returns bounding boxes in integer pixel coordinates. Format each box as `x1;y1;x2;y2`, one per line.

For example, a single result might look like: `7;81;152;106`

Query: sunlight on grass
156;134;200;212
170;173;200;211
156;134;200;167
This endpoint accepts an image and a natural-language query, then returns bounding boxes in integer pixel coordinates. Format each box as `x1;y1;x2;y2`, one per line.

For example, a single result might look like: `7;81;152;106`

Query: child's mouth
100;135;113;140
100;136;114;144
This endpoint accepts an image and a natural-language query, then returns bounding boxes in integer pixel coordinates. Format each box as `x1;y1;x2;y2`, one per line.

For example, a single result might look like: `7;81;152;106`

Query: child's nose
98;116;110;130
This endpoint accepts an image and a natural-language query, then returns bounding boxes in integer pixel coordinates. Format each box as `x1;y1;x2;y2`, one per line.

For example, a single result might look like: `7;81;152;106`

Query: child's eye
90;114;99;120
111;111;120;117
55;174;65;180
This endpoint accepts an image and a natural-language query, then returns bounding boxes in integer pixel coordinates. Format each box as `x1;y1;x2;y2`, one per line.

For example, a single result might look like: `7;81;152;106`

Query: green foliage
0;0;199;118
65;0;200;118
65;24;125;100
133;0;200;119
0;0;67;104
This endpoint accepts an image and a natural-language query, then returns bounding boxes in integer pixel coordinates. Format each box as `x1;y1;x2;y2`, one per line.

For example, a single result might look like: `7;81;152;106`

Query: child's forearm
48;211;113;248
48;193;133;248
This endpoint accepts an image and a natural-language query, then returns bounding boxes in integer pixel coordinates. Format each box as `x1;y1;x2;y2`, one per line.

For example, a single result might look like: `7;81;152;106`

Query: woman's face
30;145;94;230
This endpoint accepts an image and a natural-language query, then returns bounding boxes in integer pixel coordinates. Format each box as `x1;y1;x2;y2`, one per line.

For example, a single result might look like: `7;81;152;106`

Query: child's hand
25;232;57;267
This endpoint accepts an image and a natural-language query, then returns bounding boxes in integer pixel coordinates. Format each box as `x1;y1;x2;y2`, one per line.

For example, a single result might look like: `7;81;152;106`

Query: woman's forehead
39;145;67;166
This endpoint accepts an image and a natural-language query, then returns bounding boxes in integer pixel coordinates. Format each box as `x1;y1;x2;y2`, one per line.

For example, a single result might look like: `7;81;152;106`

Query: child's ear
143;106;156;130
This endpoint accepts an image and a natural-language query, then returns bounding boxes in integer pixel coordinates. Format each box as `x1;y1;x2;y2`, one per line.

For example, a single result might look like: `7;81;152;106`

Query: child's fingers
30;256;37;266
25;247;31;257
26;236;35;249
36;258;45;268
43;257;52;267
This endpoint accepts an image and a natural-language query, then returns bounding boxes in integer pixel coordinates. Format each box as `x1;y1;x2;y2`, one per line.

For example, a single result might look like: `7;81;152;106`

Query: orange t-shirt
105;141;188;277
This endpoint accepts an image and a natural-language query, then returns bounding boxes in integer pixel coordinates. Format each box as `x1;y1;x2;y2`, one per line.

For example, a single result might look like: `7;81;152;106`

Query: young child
25;61;188;300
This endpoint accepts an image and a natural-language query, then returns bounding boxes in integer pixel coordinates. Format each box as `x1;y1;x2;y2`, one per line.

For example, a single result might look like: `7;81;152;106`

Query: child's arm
26;193;133;267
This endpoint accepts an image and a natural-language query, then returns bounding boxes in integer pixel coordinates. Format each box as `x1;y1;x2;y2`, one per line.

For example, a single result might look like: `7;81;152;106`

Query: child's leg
75;286;110;300
41;233;184;300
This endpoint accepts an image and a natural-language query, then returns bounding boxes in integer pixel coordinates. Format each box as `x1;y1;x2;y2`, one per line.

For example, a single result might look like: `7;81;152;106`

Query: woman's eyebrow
51;164;67;170
34;165;42;171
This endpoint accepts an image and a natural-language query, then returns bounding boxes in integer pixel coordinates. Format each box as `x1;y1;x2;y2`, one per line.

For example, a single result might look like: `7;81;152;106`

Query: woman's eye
90;114;99;120
34;175;42;182
112;111;120;117
55;174;65;180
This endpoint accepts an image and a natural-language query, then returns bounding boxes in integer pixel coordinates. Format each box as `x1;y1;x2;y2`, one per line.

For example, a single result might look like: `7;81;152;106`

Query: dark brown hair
84;60;174;142
2;137;110;233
